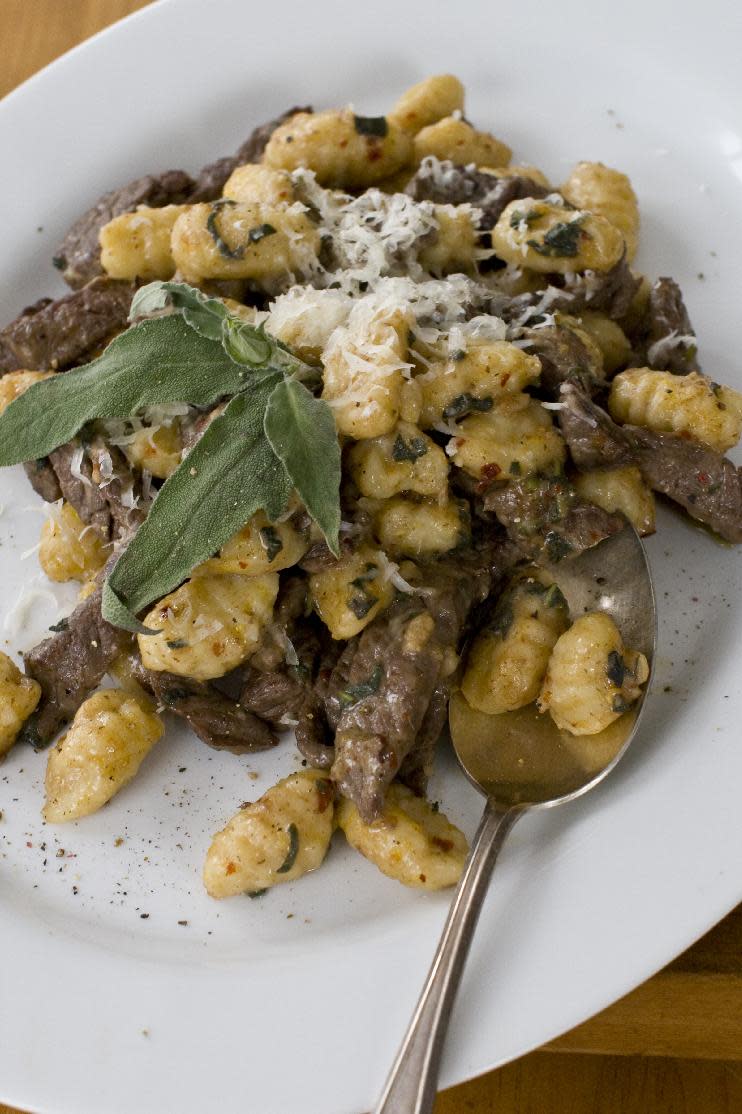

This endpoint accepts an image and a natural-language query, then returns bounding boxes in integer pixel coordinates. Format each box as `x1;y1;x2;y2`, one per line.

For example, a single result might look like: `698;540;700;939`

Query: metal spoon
372;525;656;1114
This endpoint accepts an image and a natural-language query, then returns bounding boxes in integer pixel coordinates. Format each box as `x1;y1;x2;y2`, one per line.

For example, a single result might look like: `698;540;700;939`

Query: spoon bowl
373;526;656;1114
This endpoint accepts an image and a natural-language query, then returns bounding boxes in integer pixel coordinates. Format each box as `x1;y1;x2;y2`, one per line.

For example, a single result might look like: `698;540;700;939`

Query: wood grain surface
1;2;741;1111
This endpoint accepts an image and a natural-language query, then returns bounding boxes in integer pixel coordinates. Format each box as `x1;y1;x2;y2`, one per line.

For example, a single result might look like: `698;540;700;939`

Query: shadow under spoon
371;525;656;1114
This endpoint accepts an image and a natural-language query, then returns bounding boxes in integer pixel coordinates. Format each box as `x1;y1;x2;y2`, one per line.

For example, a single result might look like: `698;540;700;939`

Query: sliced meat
330;541;514;821
54;170;195;289
407;159;548;229
43;440;146;542
131;658;276;753
483;473;626;563
396;681;449;797
23;457;62;503
502;253;639;325
558;382;742;542
558;380;636;470
520;321;606;397
0;278;134;372
643;277;699;373
21;579;129;747
188;105;312;201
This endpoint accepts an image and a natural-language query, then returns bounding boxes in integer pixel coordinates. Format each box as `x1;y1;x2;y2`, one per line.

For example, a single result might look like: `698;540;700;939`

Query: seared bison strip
643;277;699;373
520;321;606;398
55;170;195;289
483;473;626;564
406;159;549;229
396;681;449;797
502;253;639;325
559;382;742;542
23;458;62;503
330;542;513;821
21;579;129;747
0;277;134;373
39;441;146;543
131;658;276;753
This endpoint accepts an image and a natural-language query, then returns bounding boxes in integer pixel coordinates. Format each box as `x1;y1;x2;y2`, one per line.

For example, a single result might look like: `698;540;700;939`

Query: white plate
1;1;741;1111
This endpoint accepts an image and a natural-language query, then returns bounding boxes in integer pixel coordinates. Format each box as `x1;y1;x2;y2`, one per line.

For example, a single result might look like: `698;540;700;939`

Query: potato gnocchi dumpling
573;311;632;374
309;545;394;640
389;74;465;134
573;466;656;536
262;109;413;189
203;770;336;898
452;394;566;480
222;163;296;207
461;571;569;715
373;495;469;558
417;205;479;276
321;302;411;439
0;652;41;757
39;501;111;583
492;198;625;274
122;421;183;479
171;199;320;286
0;369;54;414
348;421;448;500
138;572;279;680
195;511;308;577
416;341;541;429
538;612;649;736
412;116;511;169
561;161;640;262
337;783;468;890
609;369;742;453
43;690;163;822
100;204;187;281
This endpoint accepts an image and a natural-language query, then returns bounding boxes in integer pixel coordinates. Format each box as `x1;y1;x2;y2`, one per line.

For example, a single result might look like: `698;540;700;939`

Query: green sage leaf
263;377;341;555
0;314;253;466
102;381;292;631
130;280;229;341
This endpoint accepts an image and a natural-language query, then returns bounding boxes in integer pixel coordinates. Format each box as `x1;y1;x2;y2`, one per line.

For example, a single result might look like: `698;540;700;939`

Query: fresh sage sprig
0;280;341;632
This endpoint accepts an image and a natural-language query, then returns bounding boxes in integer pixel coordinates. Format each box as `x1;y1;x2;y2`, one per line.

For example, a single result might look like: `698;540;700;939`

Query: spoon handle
372;799;521;1114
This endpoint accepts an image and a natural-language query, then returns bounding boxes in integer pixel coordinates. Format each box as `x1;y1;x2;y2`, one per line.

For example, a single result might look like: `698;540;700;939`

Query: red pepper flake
26;841;32;848
432;836;454;853
225;862;237;875
697;471;710;485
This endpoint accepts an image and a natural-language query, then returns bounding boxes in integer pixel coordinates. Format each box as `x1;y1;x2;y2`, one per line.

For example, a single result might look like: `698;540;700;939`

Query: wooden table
2;2;741;1110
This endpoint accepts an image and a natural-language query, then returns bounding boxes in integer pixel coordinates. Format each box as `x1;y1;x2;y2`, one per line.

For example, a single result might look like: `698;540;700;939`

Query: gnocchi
451;394;566;480
122;421;183;479
347;421;448;500
461;572;569;715
0;652;41;757
43;690;163;821
0;369;53;414
138;572;279;680
538;612;649;736
194;511;308;577
203;770;336;898
39;501;111;583
609;368;742;453
373;495;468;558
492;198;625;274
561;161;640;262
412;116;511;169
309;545;394;640
573;466;656;536
337;783;468;890
99;204;187;280
389;74;465;134
416;341;541;429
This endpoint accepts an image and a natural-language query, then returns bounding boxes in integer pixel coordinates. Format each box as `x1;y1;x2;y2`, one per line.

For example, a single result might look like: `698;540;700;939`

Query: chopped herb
166;638;189;650
259;525;283;563
392;434;428;462
315;778;335;813
612;694;631;714
19;723;44;751
510;208;541;229
206;198;245;260
52;255;66;270
248;223;277;244
288;662;311;682
353;115;388;137
442;393;493;420
247;888;268;899
431;800;440;813
350;563;378;589
528;218;584;258
347;592;376;619
606;650;626;687
543;531;574;562
276;823;300;874
489;600;514;639
509;460;522;476
451;349;467;361
48;618;69;632
339;663;384;706
543;583;567;610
